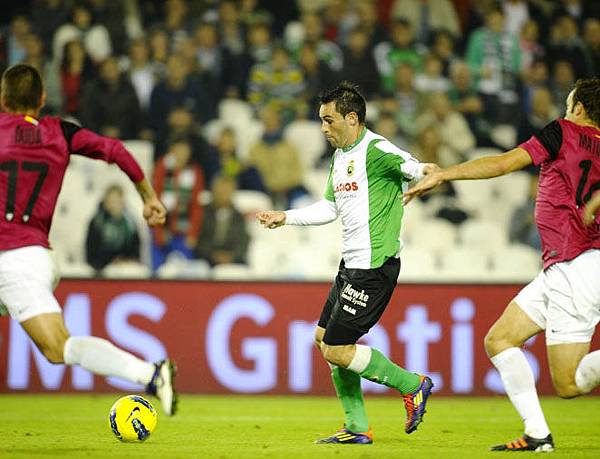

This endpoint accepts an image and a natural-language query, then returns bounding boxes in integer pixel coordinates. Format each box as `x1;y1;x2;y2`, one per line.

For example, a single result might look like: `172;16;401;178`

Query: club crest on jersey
347;160;355;176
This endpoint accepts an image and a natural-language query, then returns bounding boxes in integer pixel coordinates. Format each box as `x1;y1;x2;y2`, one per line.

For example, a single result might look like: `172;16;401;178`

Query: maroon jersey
0;113;144;250
519;118;600;269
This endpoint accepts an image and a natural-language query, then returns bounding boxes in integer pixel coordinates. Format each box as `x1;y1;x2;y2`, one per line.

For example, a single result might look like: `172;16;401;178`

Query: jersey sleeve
518;120;563;166
324;157;335;202
61;120;144;182
369;140;425;181
285;199;339;226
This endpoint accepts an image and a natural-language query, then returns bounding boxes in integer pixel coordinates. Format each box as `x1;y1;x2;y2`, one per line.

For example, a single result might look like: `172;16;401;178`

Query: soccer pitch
0;395;599;458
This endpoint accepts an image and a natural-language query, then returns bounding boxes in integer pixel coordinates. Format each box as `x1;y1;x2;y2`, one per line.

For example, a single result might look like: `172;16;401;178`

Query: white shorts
515;249;600;345
0;246;61;322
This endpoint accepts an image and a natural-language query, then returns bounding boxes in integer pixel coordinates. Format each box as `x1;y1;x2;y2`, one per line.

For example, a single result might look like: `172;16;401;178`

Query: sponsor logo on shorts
341;283;369;308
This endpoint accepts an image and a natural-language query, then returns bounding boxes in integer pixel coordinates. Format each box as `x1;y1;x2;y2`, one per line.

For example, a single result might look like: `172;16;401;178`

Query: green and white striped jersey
285;127;424;269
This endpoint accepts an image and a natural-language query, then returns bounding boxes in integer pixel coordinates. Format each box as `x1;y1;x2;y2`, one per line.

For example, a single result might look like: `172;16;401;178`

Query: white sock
575;350;600;394
490;347;550;439
347;344;372;373
64;336;155;385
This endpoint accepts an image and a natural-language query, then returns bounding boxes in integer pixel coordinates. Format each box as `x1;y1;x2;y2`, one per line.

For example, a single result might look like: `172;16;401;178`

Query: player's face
319;102;352;148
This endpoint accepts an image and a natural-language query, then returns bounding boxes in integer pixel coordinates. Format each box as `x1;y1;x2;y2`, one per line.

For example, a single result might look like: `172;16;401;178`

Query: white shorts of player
0;246;61;322
515;248;600;345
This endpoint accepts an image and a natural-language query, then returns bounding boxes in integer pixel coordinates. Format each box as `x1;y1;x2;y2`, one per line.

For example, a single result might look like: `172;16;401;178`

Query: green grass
0;395;599;458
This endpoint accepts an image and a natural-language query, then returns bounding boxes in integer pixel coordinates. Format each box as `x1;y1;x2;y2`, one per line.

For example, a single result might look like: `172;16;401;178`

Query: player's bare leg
485;301;553;452
547;342;590;398
21;312;177;415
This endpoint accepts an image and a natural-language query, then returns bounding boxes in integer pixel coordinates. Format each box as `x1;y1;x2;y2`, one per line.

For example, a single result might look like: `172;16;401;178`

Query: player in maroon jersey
0;64;177;415
405;77;600;452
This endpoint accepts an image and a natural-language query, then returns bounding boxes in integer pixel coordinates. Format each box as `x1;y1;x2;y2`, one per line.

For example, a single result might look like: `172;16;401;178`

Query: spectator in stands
238;21;274;98
125;38;156;116
217;0;246;57
193;21;240;100
447;60;491;147
391;0;460;45
248;45;306;122
85;184;141;272
414;53;450;93
417;92;475;166
53;3;112;64
411;126;469;225
466;7;521;126
373;18;421;93
430;29;457;78
85;0;130;56
196;175;249;267
20;33;61;114
379;62;426;142
59;39;95;117
549;60;575;110
298;43;337;118
81;56;142;139
509;175;541;251
299;13;344;73
210;127;266;191
248;107;308;208
546;15;588;78
354;0;389;50
5;15;31;66
149;54;214;134
521;58;550;113
340;27;380;98
153;0;192;50
152;139;204;271
155;106;217;182
502;0;532;36
148;27;169;76
582;18;600;76
519;19;545;74
30;0;70;49
516;87;557;144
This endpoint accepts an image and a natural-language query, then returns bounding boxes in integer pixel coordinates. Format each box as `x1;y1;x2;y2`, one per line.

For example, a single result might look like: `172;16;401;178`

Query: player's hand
256;211;286;229
583;191;600;227
143;197;167;227
403;171;445;205
422;163;441;175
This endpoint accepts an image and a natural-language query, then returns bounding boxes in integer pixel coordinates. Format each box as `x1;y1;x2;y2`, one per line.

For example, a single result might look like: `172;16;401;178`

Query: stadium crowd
0;0;599;280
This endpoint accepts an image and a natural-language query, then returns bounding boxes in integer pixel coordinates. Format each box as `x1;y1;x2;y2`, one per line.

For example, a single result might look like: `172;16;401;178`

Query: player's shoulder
367;131;411;158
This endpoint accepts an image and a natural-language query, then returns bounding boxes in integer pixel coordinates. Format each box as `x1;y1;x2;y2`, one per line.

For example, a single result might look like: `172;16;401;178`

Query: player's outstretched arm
256;211;286;229
404;147;532;204
135;178;167;227
583;191;600;226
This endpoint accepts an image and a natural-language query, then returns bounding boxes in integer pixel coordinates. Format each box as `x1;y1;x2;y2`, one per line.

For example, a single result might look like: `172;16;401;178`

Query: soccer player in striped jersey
258;81;438;444
405;77;600;452
0;64;177;415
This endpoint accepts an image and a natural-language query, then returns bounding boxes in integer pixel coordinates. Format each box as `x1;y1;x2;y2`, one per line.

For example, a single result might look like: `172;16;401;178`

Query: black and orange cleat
403;375;434;434
490;434;554;452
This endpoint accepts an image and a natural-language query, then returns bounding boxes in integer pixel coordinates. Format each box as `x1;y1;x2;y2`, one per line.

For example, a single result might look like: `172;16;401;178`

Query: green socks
359;348;420;394
331;366;369;433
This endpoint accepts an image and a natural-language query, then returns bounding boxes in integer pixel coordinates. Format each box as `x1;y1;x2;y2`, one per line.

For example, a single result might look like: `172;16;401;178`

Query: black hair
318;81;366;123
572;77;600;127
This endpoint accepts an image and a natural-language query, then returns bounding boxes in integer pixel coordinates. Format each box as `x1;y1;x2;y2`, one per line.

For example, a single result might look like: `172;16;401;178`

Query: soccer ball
108;395;157;442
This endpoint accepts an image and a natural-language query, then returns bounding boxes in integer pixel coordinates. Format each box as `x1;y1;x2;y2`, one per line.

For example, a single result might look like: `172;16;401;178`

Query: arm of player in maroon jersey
404;147;532;204
70;128;166;227
583;191;600;226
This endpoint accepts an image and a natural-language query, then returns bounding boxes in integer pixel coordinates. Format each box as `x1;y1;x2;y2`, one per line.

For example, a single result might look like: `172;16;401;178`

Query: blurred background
1;0;599;283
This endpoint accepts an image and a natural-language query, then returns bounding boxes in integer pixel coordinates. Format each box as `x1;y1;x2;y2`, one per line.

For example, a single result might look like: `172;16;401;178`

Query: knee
552;378;581;399
321;344;344;367
39;336;67;364
484;328;512;357
314;337;323;352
